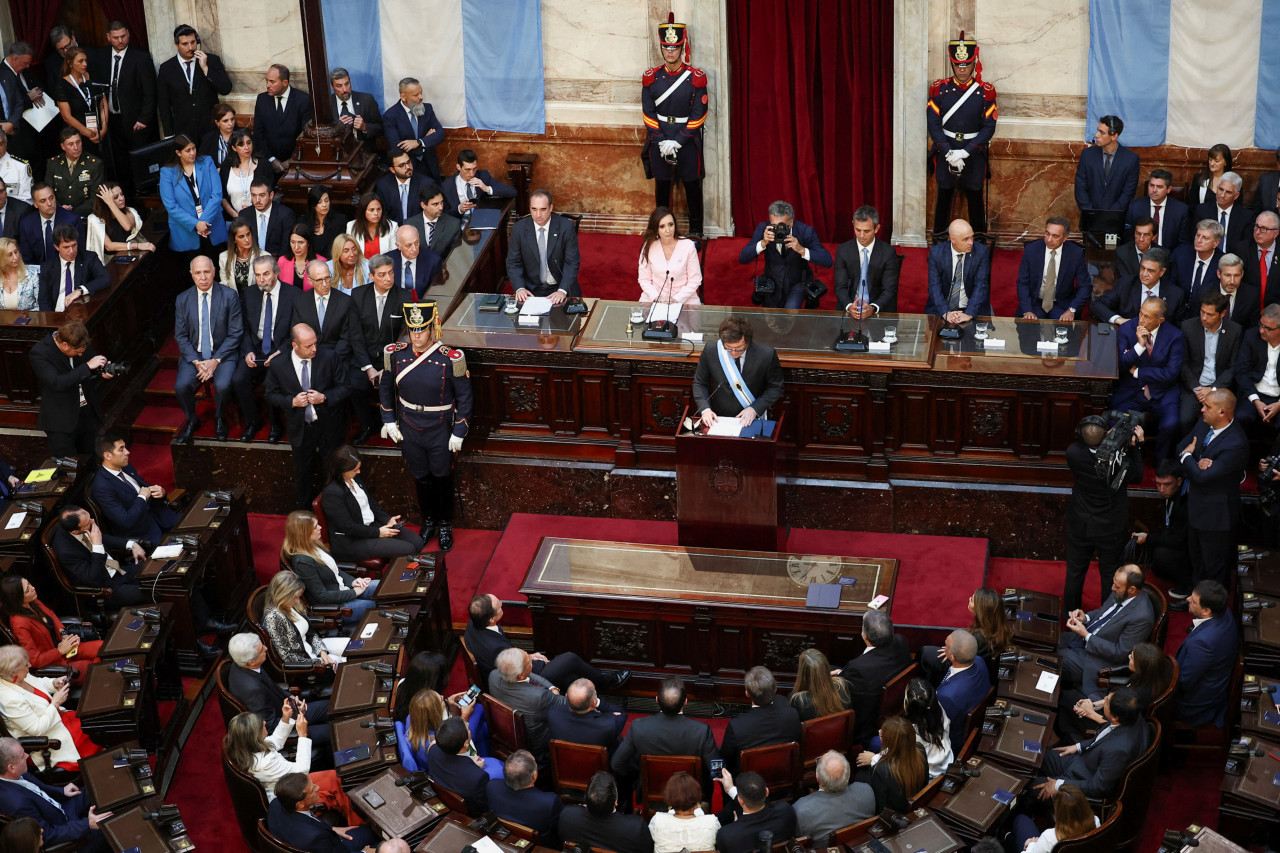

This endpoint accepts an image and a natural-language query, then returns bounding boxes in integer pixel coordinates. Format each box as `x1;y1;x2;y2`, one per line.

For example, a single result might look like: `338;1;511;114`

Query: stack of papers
151;544;183;559
519;297;553;316
707;417;746;437
647;302;682;324
24;468;56;483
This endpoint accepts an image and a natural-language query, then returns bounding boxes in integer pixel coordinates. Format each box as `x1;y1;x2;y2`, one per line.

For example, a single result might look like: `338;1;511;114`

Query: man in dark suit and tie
611;677;720;795
376;151;431;228
252;64;311;170
426;717;492;816
1190;172;1252;256
714;771;797;853
487;646;568;766
1112;295;1185;461
233;256;299;442
691;315;784;429
1252;147;1280;214
173;256;242;442
1244;210;1280;304
0;43;37;163
834;205;900;316
507;189;581;304
1058;566;1155;693
1233;304;1280;427
1175;581;1239;727
90;435;178;545
227;633;331;751
559;773;652;853
935;630;991;754
1113;217;1154;281
487;751;564;847
719;667;803;773
1032;688;1148;801
835;610;913;746
37;224;109;313
1094;247;1184;326
155;25;232;141
1074;115;1140;213
27;321;115;455
1170;221;1223;321
267;323;350;509
0;182;29;240
291;261;361;364
546;679;627;754
1124;169;1186;251
738;199;833;309
19;183;77;267
91;21;156;196
1015;216;1091;321
1178;388;1249;588
1217;254;1259;331
267;773;375;853
405;184;462;259
0;737;112;853
443;148;516;219
50;506;146;608
382;77;444;181
241;179;297;256
350;254;411;444
386;225;441;300
927;218;990;321
1178;291;1241;433
328;67;381;151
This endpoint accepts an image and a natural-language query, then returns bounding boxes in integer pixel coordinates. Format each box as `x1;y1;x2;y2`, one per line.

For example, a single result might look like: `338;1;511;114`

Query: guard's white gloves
380;423;403;443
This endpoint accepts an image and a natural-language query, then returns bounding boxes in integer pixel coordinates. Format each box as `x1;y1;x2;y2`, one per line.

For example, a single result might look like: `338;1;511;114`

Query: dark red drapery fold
96;0;151;49
9;0;61;65
728;0;895;242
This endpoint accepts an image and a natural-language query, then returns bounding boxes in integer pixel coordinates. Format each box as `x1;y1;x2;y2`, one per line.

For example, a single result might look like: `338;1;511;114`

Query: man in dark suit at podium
835;610;912;747
691;316;784;429
0;737;112;853
1015;216;1092;321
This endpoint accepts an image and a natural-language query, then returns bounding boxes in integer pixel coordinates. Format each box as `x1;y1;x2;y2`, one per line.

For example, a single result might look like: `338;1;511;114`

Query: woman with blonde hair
280;509;379;624
326;232;371;295
261;571;349;671
396;688;503;778
0;238;38;310
789;647;851;722
0;645;98;769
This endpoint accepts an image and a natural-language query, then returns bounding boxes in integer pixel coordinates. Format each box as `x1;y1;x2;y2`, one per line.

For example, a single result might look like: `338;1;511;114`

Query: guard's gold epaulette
445;346;467;378
383;341;408;372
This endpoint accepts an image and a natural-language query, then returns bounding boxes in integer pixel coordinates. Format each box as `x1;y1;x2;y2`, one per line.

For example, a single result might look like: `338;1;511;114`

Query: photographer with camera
1112;295;1184;462
27;320;121;455
1064;414;1144;613
738;200;832;309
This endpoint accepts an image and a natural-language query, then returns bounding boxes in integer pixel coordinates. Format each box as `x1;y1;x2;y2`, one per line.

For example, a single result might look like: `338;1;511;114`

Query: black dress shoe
437;524;454;552
240;422;261;443
196;640;221;659
214;418;229;440
267;427;283;444
351;426;375;446
205;617;240;634
420;519;438;544
609;670;631;691
175;418;201;444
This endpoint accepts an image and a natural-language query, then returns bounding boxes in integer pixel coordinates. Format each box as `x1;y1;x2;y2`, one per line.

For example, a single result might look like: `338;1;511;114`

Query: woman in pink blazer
638;207;702;306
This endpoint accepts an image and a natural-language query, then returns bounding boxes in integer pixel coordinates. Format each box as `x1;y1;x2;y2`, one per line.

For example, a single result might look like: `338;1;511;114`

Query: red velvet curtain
9;0;61;64
97;0;150;49
728;0;894;242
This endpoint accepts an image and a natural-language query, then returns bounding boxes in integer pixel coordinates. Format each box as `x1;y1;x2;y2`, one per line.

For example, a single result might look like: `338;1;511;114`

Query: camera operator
27;320;121;455
738;200;832;309
1063;415;1144;614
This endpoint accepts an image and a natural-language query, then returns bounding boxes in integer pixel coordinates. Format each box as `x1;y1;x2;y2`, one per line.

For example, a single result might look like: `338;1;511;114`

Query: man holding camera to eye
28;320;120;456
738;200;832;309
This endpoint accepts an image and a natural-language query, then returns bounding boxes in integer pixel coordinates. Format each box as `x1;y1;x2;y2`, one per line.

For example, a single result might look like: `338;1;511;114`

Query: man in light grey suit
1057;565;1154;692
793;751;875;845
403;183;461;260
487;647;565;768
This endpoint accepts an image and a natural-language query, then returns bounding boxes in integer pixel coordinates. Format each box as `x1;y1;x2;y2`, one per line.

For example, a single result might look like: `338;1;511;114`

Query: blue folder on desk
737;419;777;439
468;208;502;231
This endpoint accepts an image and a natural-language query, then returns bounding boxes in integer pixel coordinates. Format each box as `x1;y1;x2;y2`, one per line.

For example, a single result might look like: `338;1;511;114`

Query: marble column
892;0;931;247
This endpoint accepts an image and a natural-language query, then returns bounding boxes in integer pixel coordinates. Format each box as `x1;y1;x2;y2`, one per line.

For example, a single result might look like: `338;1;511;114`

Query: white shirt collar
1192;615;1211;629
112;47;128;60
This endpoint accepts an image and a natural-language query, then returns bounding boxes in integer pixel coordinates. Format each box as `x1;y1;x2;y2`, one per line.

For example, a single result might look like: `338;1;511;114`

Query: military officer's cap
658;13;687;49
948;31;978;66
405;301;440;333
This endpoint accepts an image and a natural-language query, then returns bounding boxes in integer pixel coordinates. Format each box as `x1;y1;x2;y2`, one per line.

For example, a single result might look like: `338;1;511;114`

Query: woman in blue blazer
159;133;228;259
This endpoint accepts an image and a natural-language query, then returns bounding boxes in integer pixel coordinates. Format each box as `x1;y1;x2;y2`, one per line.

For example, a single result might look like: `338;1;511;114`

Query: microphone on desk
984;705;1018;719
642;273;678;341
1242;681;1278;698
378;609;411;626
1160;830;1199;851
833;306;869;352
142;804;181;823
360;718;396;730
1229;740;1266;758
130;607;162;622
120;747;149;764
1243;598;1277;611
394;770;429;788
116;663;142;677
998;651;1032;665
1001;592;1033;606
360;661;395;675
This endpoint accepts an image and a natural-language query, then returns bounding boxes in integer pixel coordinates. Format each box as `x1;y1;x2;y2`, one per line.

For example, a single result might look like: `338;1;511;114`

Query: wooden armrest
166;488;186;504
18;737;60;751
336;562;359;573
31;665;73;679
282;662;327;674
310;605;343;616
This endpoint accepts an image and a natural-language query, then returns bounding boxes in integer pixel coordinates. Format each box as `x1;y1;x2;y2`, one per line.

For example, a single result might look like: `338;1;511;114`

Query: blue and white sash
717;340;756;410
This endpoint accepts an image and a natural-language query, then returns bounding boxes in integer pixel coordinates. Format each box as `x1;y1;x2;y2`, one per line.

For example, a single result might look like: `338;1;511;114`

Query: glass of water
882;326;897;344
975;321;989;340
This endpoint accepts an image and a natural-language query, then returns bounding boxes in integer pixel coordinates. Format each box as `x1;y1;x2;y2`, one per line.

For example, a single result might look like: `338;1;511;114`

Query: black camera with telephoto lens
771;221;791;246
93;361;130;378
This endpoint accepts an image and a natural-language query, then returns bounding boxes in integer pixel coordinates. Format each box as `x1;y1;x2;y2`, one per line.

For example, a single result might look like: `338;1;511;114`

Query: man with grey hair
935;629;989;753
720;666;801;773
1096;245;1183;326
226;632;332;756
1112;294;1184;461
329;67;382;149
1171;220;1224;318
1235;303;1280;426
234;255;299;442
792;751;875;844
1190;170;1251;256
837;610;911;746
291;258;359;365
350;251;413;445
487;749;563;846
1244;209;1280;304
1217;250;1260;330
174;254;243;442
0;736;113;850
546;677;627;753
487;647;566;765
835;205;899;317
382;76;444;180
738;199;833;309
388;223;442;300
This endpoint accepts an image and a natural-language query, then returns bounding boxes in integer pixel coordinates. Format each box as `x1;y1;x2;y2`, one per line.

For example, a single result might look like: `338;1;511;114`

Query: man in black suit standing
719;667;802;773
266;323;349;510
1032;687;1148;801
1217;252;1260;330
443;148;515;219
291;260;361;364
836;610;912;746
242;179;297;256
328;68;380;151
350;253;411;444
691;316;784;430
739;200;834;309
1189;172;1251;256
546;679;627;754
1178;388;1248;589
1113;216;1154;281
0;42;39;164
404;183;461;259
376;150;430;226
253;64;310;171
382;77;444;181
0;182;32;241
506;188;580;304
92;21;156;193
27;320;117;454
611;677;719;795
834;205;900;317
156;25;232;141
1244;210;1280;304
233;256;299;442
1178;291;1241;433
37;224;110;311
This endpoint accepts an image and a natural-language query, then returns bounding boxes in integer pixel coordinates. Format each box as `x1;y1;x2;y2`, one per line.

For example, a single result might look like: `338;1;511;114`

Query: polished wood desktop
847;809;964;853
346;604;423;660
415;813;542;853
976;698;1055;772
100;797;194;853
81;740;158;811
373;553;455;662
931;757;1026;840
329;653;400;717
79;655;159;749
331;711;400;785
1003;588;1062;651
350;766;449;845
996;648;1063;710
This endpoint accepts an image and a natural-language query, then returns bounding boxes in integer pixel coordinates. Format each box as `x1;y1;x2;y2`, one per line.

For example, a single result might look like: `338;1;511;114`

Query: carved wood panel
497;370;550;428
801;390;869;451
962;394;1014;451
589;619;653;665
637;380;692;439
575;372;617;436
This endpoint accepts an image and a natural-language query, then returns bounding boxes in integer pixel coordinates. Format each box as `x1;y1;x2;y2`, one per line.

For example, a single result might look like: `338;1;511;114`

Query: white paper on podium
707;417;745;437
983;338;1007;349
519;297;553;316
23;100;58;132
151;544;183;559
868;341;891;353
4;512;26;530
1035;671;1060;693
647;302;682;324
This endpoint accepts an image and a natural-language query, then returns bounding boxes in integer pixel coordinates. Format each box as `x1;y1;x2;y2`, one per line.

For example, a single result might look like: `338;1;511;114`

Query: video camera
1094;409;1145;490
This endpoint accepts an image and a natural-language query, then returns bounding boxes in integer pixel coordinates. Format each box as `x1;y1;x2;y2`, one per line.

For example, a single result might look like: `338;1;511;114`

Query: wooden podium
674;408;783;552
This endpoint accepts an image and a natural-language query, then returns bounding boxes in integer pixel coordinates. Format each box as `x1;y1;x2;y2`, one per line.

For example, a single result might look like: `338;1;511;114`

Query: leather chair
830;815;879;847
481;694;528;760
1053;802;1124;852
215;658;251;726
877;664;919;730
459;635;484;695
907;773;945;811
639;754;701;816
495;816;540;844
1172;655;1241;761
739;741;801;801
428;777;468;814
245;586;330;689
1146;586;1168;648
962;686;997;745
549;739;608;802
223;748;271;853
256;818;313;853
39;520;112;624
800;709;854;787
309;493;385;577
1098;720;1161;850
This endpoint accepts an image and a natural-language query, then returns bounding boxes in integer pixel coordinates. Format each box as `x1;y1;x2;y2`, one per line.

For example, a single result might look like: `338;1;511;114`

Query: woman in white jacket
0;645;97;769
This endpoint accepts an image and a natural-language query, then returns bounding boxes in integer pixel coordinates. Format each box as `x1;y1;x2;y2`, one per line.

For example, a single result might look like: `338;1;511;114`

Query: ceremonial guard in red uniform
642;13;707;236
928;32;997;242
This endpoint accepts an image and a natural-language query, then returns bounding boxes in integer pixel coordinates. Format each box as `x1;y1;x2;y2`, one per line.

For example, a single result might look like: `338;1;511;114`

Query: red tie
1263;250;1271;310
1152;204;1161;241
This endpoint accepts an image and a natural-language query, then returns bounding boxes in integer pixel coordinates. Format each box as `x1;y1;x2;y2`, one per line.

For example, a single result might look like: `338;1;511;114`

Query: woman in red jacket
0;576;102;682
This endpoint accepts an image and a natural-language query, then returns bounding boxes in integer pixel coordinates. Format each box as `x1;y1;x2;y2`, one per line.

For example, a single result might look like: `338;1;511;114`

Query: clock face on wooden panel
786;556;842;586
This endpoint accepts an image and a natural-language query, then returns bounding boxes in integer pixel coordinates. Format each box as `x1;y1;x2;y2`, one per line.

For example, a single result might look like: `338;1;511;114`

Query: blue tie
316;296;326;332
261;293;273;356
1205;427;1216;447
1220;210;1228;252
199;292;212;360
1089;601;1122;634
859;247;870;303
409;110;419;139
63;264;73;297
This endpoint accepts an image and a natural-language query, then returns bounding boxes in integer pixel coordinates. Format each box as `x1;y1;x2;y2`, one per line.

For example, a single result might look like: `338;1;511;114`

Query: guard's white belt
399;399;451;413
658;115;689;124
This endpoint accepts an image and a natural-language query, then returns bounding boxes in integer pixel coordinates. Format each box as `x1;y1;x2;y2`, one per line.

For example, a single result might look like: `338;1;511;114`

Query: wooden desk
520;537;897;699
415;813;541;853
346;605;423;660
101;798;195;853
374;553;455;662
350;766;448;846
995;648;1062;710
79;655;158;749
1240;673;1280;740
847;809;964;853
98;604;183;702
330;653;399;717
976;698;1056;772
331;711;400;786
931;757;1026;841
81;740;157;811
1003;588;1062;651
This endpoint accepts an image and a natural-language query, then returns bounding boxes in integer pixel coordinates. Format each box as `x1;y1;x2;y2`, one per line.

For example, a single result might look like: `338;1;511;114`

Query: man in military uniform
928;32;997;242
379;301;472;552
45;127;103;218
642;13;707;237
0;131;32;202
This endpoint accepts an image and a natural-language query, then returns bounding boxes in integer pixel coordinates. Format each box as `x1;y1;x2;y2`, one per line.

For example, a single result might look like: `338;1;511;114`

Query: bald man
926;219;990;322
387;223;442;300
